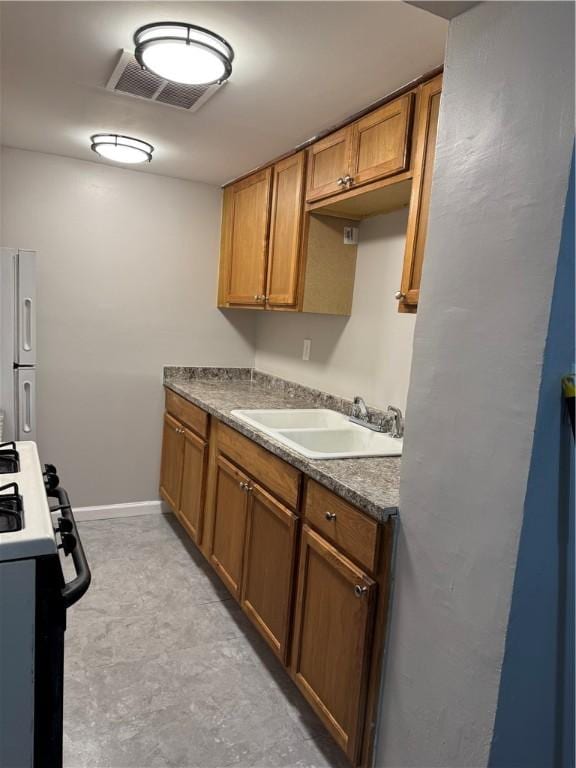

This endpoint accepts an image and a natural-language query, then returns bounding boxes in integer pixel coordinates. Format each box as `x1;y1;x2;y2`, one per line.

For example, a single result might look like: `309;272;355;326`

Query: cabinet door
291;525;376;763
305;128;352;203
349;93;413;188
159;412;184;511
241;483;298;662
210;455;250;599
226;168;272;306
178;428;208;544
398;75;442;311
266;152;306;307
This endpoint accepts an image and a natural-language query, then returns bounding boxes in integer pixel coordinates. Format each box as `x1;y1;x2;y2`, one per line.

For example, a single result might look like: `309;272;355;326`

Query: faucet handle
386;405;404;438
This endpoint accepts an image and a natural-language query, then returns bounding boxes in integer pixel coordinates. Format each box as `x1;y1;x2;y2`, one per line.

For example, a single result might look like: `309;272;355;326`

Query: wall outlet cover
343;226;359;245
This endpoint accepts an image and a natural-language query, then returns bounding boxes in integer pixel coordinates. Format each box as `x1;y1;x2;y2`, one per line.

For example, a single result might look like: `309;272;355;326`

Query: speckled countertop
164;367;400;522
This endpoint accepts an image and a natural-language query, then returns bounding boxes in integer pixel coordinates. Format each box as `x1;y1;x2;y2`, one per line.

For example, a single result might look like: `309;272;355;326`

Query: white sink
231;409;402;460
231;408;347;430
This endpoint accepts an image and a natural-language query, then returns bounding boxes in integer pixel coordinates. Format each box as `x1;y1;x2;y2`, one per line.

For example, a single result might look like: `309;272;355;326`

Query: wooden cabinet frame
177;427;208;544
218;73;441;316
159;412;184;510
241;482;298;662
291;525;376;763
161;400;398;768
220;168;273;307
398;73;443;312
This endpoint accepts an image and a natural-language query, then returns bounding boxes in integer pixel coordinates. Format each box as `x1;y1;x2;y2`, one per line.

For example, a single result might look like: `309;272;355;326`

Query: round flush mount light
133;22;234;86
90;134;154;164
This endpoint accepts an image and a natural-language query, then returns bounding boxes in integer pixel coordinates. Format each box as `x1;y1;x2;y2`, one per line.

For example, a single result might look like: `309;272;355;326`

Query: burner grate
0;481;24;533
0;442;20;474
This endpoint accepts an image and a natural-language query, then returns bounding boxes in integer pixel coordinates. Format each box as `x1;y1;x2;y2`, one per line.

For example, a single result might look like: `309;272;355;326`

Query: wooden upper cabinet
350;93;413;188
178;428;208;545
159;412;184;511
210;455;250;599
305;128;352;203
291;525;376;763
398;74;442;312
241;483;298;662
266;152;306;307
222;168;272;306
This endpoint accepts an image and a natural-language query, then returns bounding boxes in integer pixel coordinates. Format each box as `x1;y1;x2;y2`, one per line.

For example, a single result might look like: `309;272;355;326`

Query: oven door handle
50;487;92;608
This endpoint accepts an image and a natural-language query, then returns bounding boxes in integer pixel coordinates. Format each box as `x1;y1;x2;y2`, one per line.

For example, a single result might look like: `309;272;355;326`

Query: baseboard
73;500;170;522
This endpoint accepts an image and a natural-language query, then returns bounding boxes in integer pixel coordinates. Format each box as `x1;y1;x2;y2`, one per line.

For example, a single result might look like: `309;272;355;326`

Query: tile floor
63;514;349;768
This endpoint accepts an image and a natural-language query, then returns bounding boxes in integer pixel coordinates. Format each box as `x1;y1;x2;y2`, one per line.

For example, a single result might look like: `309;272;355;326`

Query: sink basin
231;408;347;430
231;409;402;459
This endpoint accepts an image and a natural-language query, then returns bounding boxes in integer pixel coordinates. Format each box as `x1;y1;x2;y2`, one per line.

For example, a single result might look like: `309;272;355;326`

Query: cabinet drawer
217;422;301;510
304;480;379;572
165;389;208;439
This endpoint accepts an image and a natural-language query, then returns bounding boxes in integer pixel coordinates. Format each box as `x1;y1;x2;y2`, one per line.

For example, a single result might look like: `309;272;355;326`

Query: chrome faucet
351;396;368;420
387;405;404;438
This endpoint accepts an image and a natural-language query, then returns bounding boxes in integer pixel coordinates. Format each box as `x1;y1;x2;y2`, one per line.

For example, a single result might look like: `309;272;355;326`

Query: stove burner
0;442;20;474
0;481;24;533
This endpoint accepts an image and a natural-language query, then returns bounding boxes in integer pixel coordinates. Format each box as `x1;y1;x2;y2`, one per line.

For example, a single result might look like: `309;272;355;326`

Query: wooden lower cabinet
159;412;184;510
162;402;393;768
241;482;298;662
210;455;250;599
291;525;376;764
177;428;208;544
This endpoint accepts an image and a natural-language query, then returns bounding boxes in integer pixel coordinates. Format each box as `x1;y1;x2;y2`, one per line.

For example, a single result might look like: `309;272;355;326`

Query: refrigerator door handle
22;381;32;434
23;298;33;351
16;369;36;440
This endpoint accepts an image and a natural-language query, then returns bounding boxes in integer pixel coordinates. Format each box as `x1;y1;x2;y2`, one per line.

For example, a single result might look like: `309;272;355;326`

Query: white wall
1;148;256;506
376;3;574;766
255;209;416;412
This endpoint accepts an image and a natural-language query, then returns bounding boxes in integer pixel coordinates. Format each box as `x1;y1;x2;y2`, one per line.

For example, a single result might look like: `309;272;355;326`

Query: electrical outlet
343;226;359;245
302;339;311;361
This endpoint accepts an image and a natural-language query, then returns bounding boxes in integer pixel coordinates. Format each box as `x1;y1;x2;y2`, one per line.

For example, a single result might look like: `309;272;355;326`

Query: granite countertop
163;367;401;522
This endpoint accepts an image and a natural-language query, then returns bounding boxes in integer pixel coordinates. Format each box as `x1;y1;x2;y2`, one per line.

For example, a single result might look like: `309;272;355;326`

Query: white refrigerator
0;247;37;441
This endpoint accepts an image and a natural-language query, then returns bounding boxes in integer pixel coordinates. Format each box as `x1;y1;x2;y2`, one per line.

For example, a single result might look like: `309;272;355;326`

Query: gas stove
0;442;58;559
0;441;91;768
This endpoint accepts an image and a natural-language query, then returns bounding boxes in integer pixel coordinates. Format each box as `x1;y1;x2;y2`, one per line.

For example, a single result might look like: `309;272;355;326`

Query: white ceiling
0;2;447;185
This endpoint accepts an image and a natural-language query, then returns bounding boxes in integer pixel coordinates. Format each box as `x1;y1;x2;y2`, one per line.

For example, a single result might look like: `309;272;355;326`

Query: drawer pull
239;481;253;493
324;511;337;521
354;585;368;598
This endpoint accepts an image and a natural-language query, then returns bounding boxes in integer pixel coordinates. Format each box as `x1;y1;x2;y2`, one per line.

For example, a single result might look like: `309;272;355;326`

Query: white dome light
134;22;234;86
90;134;154;164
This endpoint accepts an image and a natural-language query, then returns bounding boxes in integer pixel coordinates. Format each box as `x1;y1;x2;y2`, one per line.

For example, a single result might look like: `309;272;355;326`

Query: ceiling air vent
105;50;225;112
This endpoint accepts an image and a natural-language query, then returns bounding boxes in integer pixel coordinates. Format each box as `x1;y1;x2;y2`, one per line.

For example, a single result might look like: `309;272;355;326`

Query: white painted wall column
375;3;574;765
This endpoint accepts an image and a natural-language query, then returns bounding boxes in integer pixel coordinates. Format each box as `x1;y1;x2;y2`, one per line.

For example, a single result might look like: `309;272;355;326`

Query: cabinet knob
336;177;345;186
354;585;368;598
253;294;266;302
395;291;406;301
343;174;354;188
325;511;337;521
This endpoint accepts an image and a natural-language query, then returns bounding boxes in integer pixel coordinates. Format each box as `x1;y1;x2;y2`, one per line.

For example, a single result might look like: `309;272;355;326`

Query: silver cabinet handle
239;481;253;492
354;585;368;598
336;177;345;186
395;291;406;301
325;511;337;521
343;175;354;188
253;294;266;302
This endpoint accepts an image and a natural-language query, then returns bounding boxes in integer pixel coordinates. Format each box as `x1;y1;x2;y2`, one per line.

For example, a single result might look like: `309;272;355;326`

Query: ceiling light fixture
90;134;154;164
133;22;234;86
